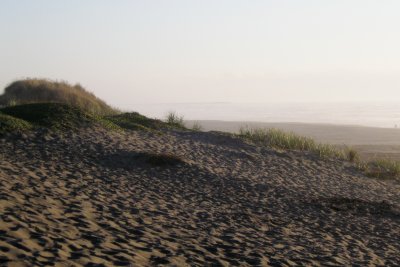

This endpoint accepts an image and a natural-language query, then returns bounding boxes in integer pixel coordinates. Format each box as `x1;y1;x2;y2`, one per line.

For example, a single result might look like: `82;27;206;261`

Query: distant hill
0;79;117;115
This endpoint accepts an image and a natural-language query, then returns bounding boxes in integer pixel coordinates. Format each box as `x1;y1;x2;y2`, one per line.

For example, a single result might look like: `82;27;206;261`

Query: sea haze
130;102;400;128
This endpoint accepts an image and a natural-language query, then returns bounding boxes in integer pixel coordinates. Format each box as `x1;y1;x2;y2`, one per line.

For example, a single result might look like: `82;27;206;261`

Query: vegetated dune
0;80;399;266
0;79;117;115
1;104;400;266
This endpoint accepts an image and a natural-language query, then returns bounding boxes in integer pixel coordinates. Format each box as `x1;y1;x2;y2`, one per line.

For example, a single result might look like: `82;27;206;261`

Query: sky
1;0;400;109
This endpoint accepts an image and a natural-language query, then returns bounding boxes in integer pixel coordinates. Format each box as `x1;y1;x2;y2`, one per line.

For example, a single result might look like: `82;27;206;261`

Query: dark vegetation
1;103;97;130
0;112;32;135
106;112;171;132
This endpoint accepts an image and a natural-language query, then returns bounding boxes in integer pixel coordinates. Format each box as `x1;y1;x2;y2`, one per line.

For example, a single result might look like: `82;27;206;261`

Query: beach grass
364;159;400;180
238;126;400;180
238;126;344;159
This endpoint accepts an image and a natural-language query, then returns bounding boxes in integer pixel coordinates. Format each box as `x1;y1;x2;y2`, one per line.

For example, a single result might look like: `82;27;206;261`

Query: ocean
130;102;400;129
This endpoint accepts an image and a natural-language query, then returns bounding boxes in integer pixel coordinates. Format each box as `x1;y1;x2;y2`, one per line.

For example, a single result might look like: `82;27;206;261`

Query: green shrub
106;112;166;131
0;112;32;135
0;103;119;131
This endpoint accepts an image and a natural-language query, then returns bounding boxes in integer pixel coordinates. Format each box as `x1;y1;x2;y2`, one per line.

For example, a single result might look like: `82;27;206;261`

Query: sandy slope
0;127;400;266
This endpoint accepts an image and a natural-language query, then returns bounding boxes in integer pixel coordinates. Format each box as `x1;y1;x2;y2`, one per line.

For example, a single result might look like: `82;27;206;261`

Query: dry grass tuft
346;148;360;163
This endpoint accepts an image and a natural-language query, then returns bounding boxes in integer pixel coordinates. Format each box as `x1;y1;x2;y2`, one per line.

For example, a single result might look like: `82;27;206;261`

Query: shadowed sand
1;127;400;266
189;120;400;161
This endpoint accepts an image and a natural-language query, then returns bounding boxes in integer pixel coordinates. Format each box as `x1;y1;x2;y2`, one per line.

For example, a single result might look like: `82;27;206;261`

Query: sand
189;120;400;161
0;127;400;266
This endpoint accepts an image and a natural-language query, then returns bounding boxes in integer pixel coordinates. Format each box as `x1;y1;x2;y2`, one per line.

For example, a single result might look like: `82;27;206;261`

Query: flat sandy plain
0;126;399;266
189;120;400;161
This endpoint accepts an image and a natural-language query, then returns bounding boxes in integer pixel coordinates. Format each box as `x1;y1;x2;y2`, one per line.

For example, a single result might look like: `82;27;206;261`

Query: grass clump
0;79;118;115
239;126;344;159
364;159;400;180
345;147;360;163
166;112;186;129
0;112;32;135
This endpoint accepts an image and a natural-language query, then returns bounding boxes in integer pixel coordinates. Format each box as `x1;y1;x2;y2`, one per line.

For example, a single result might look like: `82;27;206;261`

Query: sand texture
0;127;400;266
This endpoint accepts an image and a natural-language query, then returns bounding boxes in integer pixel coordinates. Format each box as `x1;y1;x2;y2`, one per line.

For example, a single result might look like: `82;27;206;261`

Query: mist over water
130;102;400;128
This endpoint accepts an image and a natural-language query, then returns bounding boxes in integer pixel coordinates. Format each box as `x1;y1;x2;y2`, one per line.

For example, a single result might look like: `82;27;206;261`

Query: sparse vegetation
238;126;344;159
346;148;360;163
0;79;118;115
238;126;400;180
166;112;185;129
191;121;203;131
364;159;400;180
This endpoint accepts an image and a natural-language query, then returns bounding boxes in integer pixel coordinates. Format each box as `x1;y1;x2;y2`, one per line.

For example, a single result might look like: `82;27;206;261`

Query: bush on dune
0;103;120;131
0;79;118;115
106;112;166;131
0;112;32;135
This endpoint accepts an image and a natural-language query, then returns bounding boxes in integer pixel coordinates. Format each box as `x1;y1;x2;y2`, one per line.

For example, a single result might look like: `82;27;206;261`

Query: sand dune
0;127;400;266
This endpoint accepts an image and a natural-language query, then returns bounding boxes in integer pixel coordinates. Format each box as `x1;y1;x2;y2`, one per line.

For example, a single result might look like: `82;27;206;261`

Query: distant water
130;102;400;128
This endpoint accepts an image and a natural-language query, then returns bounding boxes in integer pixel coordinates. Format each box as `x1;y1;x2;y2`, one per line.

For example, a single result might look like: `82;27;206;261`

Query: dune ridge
0;80;399;266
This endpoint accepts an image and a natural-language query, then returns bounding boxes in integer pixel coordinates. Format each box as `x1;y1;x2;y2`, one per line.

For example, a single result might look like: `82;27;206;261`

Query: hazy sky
1;1;400;108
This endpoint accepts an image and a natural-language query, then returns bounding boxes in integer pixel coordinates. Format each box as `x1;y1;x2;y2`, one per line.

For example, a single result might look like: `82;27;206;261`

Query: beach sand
0;127;399;266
